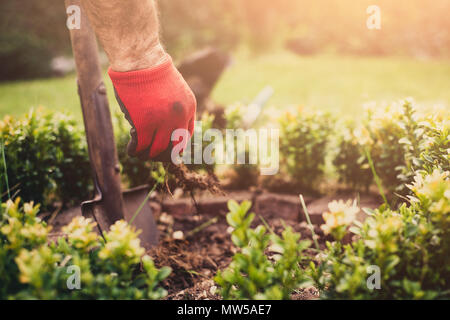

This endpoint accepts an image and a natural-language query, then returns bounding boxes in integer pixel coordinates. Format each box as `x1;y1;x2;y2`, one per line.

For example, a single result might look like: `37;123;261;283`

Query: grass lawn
212;51;450;115
0;73;120;121
1;51;449;121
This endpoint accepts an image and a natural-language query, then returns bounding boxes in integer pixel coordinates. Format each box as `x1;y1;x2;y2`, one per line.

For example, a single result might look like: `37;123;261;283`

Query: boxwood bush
0;109;92;208
278;109;334;192
215;200;311;299
218;169;449;300
334;99;449;200
311;169;450;299
0;197;170;299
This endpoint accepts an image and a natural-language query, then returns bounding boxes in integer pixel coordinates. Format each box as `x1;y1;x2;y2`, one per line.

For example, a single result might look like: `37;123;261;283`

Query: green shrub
333;102;408;195
332;120;373;191
358;102;407;196
397;108;449;190
224;103;245;130
223;103;259;189
278;109;333;191
50;115;93;206
186;112;216;172
0;110;92;208
0;198;170;299
226;163;260;190
334;100;449;199
215;200;311;299
311;170;450;299
418;121;449;174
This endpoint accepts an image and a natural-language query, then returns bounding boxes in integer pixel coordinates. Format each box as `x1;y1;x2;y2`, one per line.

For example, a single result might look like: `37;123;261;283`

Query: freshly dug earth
149;199;326;300
49;189;382;300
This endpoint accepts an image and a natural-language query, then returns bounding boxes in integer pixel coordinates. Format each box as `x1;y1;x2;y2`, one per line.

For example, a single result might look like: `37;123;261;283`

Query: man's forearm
80;0;196;160
81;0;166;72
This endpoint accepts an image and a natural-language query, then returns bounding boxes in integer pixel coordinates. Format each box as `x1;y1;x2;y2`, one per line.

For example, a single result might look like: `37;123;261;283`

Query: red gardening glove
108;54;196;160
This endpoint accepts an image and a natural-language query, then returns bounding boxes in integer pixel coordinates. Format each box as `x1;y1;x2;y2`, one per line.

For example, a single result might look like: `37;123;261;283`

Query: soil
149;204;324;300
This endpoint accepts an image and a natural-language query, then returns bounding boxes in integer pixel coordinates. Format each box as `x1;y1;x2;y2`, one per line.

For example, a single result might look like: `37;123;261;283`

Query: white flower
321;199;359;235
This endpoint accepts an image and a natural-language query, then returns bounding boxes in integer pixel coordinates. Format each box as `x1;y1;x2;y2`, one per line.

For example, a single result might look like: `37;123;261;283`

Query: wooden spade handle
65;0;125;226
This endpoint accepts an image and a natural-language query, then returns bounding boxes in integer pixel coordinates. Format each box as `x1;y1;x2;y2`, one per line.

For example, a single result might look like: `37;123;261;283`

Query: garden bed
5;99;447;299
48;190;382;300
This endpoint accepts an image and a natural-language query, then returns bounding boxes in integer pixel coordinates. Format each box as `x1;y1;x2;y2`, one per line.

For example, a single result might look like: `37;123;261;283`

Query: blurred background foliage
0;1;68;80
161;0;450;57
160;0;450;57
1;0;450;81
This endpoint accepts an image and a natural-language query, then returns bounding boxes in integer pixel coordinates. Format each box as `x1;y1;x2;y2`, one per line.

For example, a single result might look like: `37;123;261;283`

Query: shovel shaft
66;0;125;226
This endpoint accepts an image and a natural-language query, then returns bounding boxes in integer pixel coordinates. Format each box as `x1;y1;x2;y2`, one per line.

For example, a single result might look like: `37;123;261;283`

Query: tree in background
0;1;69;80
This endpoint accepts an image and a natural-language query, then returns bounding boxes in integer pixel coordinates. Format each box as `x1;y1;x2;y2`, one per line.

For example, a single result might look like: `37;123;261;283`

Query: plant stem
0;138;10;200
129;180;160;225
299;194;320;251
186;216;219;238
259;214;275;235
364;147;389;208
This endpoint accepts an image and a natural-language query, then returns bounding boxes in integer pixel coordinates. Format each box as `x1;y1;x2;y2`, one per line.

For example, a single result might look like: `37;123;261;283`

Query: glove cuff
108;54;174;87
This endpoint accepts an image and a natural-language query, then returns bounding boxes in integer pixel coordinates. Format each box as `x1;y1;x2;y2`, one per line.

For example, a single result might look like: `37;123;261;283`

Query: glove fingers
149;129;172;159
131;128;156;159
150;122;191;162
126;127;138;156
